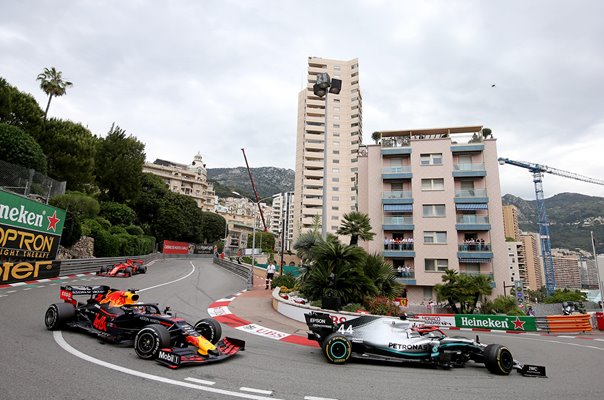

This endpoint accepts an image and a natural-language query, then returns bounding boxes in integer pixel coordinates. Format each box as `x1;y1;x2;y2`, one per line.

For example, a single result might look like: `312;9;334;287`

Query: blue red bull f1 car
45;285;245;368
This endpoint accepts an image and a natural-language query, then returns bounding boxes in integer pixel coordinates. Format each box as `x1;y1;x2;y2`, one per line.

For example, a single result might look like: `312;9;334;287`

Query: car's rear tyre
139;265;147;274
484;344;514;375
45;303;76;330
322;332;352;364
125;267;133;277
194;318;222;344
134;324;171;360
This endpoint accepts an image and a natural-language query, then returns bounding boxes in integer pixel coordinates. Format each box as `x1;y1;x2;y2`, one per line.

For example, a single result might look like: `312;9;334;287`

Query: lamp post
232;192;273;271
313;73;341;240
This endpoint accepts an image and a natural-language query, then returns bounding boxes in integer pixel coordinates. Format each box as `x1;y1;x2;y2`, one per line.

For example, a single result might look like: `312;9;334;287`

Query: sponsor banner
0;224;60;260
163;240;190;254
455;314;537;332
0;190;65;234
412;314;456;327
0;259;61;285
207;306;232;317
236;323;289;340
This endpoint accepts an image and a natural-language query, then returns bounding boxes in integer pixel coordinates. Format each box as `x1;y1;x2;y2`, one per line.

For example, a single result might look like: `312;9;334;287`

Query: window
333;98;340;103
333;159;340;164
333;141;340;146
332;168;340;173
333;132;340;137
423;287;433;299
331;215;339;220
425;259;448;272
333;107;340;112
334;65;341;70
333;124;340;128
332;177;339;182
332;196;339;201
422;178;444;191
420;153;443;165
424;231;447;244
391;182;404;190
332;187;339;191
332;206;339;210
423;204;445;217
333;115;340;120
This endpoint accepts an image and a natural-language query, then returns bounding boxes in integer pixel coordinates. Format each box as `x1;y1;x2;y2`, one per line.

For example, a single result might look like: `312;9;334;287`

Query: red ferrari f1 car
98;259;147;277
45;285;245;368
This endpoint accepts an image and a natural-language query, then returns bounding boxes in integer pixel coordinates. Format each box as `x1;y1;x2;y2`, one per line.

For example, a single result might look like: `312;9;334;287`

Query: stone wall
57;236;95;260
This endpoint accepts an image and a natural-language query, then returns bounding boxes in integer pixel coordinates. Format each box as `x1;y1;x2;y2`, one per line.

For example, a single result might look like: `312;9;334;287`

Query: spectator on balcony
404;265;411;277
397;266;403;277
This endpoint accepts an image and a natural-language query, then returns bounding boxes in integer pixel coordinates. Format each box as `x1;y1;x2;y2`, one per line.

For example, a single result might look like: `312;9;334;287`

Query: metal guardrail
57;253;212;275
212;257;253;289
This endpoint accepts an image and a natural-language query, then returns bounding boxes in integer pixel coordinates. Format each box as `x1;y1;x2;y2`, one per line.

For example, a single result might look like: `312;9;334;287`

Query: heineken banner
454;314;537;332
0;190;66;284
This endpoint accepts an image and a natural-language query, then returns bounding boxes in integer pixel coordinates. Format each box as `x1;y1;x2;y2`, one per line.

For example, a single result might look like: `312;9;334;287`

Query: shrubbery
271;273;296;289
365;296;401;316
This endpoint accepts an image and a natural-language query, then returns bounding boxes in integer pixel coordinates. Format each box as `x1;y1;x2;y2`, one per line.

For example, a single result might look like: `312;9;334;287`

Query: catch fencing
0;159;65;203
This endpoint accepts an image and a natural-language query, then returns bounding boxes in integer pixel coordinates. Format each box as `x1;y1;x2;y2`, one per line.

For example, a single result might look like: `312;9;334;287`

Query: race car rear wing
60;285;111;304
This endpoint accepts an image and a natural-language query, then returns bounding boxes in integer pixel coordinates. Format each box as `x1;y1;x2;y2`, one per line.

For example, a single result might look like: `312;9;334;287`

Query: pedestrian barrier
543;315;592;333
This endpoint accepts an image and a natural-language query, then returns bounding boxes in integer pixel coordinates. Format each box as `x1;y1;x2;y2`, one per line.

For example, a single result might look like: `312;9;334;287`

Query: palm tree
362;253;398;298
371;131;381;144
36;67;73;122
336;211;375;246
301;241;372;304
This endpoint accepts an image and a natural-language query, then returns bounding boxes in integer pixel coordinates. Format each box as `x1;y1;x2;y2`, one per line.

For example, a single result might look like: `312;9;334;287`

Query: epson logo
310;318;327;324
158;350;179;364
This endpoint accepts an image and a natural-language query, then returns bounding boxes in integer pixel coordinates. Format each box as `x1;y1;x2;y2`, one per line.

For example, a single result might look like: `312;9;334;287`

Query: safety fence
0;159;66;202
212;257;253;289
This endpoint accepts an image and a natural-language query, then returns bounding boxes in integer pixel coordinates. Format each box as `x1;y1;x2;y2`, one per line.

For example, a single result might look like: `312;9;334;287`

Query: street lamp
313;72;341;240
232;192;273;271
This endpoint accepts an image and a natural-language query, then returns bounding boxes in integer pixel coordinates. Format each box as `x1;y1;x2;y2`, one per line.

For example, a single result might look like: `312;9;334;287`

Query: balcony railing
453;163;485;171
456;215;489;224
384;242;415;251
382;190;412;200
395;269;415;279
382;166;412;174
455;189;487;198
459;271;494;279
384;216;414;225
458;243;491;251
381;137;410;148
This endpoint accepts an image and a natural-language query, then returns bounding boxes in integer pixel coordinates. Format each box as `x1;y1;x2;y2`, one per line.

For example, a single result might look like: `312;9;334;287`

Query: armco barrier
212;256;253;289
543;314;592;333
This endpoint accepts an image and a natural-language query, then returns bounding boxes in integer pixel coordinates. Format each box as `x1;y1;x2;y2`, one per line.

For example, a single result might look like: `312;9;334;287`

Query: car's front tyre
484;344;514;375
45;303;76;330
194;318;222;344
134;324;171;359
322;332;352;364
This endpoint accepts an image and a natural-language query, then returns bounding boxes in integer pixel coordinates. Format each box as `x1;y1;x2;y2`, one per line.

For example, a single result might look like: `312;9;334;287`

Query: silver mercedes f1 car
305;312;546;377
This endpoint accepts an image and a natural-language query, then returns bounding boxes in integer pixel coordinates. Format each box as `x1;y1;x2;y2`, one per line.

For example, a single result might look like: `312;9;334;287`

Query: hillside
208;167;295;200
502;192;604;253
207;166;604;253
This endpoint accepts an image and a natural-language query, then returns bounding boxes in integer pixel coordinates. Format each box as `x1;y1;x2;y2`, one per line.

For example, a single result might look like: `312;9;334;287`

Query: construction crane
498;157;604;295
241;148;268;231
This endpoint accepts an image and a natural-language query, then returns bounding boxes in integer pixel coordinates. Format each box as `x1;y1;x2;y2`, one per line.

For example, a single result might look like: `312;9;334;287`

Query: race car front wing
155;337;245;368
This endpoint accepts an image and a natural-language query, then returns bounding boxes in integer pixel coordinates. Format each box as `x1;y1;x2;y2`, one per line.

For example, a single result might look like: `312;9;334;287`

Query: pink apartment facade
357;126;508;303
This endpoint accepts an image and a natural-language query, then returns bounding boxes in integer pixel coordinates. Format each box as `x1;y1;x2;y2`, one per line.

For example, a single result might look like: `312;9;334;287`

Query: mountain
208;167;294;200
207;166;604;253
502;192;604;253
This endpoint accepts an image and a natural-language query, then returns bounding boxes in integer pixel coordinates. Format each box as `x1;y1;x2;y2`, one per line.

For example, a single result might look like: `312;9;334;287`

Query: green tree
36;67;73;122
300;240;373;304
100;201;136;226
336;211;375;246
36;118;97;191
95;123;145;203
434;269;493;314
153;193;203;243
544;288;586;304
131;173;170;234
201;212;227;243
0;122;47;173
362;253;398;298
371;131;381;144
0;77;45;137
247;230;276;253
49;192;100;220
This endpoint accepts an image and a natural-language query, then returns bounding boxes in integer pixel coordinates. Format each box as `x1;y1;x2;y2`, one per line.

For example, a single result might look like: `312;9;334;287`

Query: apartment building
521;232;545;290
551;249;581;289
502;205;520;241
143;153;215;211
293;57;362;240
357;126;508;302
270;192;295;253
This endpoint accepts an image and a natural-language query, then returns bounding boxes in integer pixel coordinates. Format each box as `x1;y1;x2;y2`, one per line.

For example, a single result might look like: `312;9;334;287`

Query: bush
0;122;47;173
94;230;121;257
109;225;127;235
100;201;136;226
125;224;144;236
342;303;365;312
271;273;296;289
365;296;401;316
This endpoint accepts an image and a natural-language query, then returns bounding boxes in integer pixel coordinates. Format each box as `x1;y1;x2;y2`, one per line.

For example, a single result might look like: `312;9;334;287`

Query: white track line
138;262;196;292
185;377;216;386
240;387;272;395
54;331;283;400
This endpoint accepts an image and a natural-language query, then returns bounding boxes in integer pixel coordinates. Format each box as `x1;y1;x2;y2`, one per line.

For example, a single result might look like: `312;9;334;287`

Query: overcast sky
2;0;603;200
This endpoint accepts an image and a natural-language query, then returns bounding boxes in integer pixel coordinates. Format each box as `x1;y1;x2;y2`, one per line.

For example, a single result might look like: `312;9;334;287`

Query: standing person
526;306;536;316
266;261;276;290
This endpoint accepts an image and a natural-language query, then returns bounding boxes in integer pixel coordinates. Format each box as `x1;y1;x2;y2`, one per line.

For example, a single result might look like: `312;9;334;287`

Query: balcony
383;242;415;258
451;143;484;153
382;166;412;180
455;215;490;231
454;189;488;204
381;137;412;156
382;191;413;205
459;271;494;280
452;163;486;178
383;216;414;231
394;269;416;285
457;243;493;262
